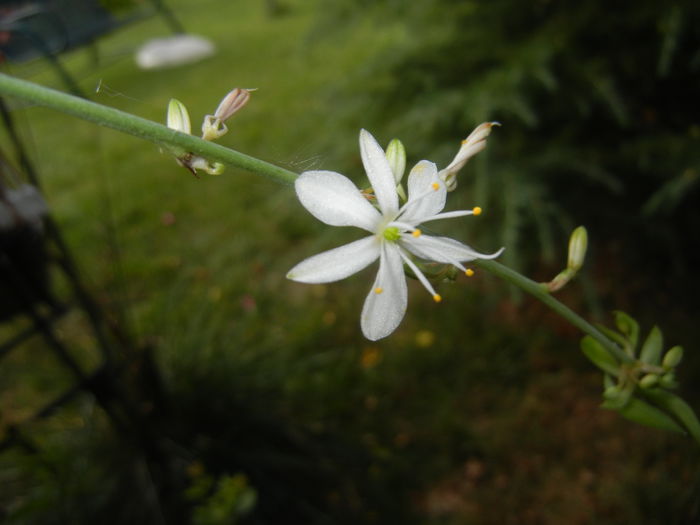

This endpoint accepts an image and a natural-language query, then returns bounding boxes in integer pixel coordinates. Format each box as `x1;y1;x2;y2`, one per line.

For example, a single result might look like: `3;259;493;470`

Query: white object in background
135;34;216;70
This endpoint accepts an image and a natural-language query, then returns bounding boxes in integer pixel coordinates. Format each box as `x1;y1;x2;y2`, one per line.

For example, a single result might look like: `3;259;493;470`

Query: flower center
382;226;401;242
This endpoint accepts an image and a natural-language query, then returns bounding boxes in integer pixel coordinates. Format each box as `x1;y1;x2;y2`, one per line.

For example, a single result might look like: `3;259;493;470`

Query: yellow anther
461;139;468;145
472;206;482;216
465;268;475;277
374;287;383;294
412;229;422;238
431;182;440;191
433;294;442;303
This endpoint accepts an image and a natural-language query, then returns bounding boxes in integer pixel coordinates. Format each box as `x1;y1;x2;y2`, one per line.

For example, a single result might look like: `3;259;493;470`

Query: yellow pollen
412;229;422;237
461;139;468;145
433;294;442;303
465;268;475;277
431;182;440;191
374;287;383;294
472;206;482;216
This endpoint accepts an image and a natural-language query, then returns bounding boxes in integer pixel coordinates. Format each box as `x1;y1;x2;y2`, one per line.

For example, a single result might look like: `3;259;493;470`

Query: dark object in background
0;183;52;321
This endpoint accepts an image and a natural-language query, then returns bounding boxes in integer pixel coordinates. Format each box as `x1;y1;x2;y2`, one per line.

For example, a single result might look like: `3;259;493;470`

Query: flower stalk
0;74;296;185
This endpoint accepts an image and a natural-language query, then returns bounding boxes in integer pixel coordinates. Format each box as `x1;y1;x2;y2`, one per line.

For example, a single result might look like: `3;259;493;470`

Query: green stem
474;259;633;364
0;74;297;186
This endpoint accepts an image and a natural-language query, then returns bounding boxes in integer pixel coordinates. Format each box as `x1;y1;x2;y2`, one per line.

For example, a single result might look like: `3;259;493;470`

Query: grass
1;0;699;523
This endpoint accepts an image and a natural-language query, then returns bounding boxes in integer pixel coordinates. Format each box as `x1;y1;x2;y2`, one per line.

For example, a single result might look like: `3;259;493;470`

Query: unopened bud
567;226;588;272
385;139;406;184
189;156;225;175
438;121;499;191
202;88;253;140
662;346;683;369
659;372;678;389
167;98;191;134
603;385;622;400
639;374;659;389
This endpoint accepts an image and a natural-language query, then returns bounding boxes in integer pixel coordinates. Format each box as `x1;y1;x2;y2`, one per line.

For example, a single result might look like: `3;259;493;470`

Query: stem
0;74;297;186
474;259;633;364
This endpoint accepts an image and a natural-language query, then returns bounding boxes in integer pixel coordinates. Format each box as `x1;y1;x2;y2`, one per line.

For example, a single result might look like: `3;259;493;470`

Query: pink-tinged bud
214;88;252;121
201;88;254;141
438;122;499;191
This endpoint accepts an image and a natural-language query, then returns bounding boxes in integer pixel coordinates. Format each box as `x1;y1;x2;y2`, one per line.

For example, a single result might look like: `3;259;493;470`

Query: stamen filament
396;179;445;216
398;250;439;299
420;210;474;222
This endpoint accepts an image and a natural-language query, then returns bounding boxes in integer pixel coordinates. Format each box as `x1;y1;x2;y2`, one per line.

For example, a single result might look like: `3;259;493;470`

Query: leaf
614;311;639;349
581;336;620;376
614;396;685;434
643;389;700;444
595;324;628;349
639;326;663;365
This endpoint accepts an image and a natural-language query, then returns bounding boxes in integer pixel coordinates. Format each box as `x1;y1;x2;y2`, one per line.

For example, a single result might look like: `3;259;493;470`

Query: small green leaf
581;336;620;376
614;396;686;434
639;326;663;365
643;389;700;443
595;324;629;349
614;311;639;349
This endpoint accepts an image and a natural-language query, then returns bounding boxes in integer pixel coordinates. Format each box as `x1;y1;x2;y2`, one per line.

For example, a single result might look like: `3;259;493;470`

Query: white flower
287;129;504;341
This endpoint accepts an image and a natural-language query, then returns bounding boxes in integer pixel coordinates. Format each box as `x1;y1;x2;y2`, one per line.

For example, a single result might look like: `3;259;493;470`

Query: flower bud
201;88;253;141
385;138;406;184
438;121;499;191
659;372;678;389
567;226;587;272
639;373;659;389
167;98;191;134
662;345;683;369
215;88;252;121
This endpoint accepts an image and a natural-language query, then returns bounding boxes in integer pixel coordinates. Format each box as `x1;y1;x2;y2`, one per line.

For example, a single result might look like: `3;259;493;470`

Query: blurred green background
1;0;699;523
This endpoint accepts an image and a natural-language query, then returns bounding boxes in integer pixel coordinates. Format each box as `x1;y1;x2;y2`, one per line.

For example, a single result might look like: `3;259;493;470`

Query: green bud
385;139;406;184
167;98;191;134
659;372;678;389
639;374;659;389
601;385;632;410
567;226;587;272
662;345;683;369
603;385;622;401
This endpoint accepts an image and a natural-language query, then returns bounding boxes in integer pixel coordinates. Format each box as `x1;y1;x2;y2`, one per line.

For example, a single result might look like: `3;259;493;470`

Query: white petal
360;129;398;216
287;236;380;283
403;234;504;263
295;170;381;232
361;243;407;341
399;160;445;223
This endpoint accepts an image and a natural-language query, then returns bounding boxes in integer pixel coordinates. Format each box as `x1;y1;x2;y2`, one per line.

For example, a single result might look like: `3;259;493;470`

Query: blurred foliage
2;0;700;524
